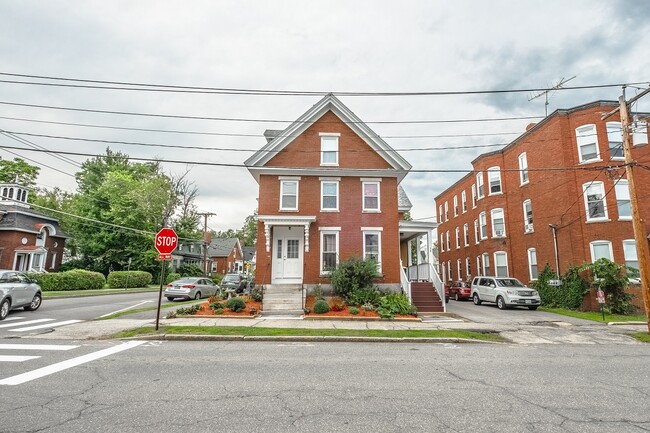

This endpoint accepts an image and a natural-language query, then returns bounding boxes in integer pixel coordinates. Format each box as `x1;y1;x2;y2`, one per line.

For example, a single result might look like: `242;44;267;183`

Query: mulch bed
192;298;263;317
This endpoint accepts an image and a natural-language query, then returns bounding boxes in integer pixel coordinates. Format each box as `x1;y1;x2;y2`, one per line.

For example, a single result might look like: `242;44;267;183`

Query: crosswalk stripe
9;320;83;332
0;344;79;351
0;340;147;386
0;355;40;362
0;318;54;329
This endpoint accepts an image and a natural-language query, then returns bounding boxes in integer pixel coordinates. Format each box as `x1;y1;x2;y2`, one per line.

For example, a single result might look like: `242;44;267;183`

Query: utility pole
603;88;650;333
198;212;216;276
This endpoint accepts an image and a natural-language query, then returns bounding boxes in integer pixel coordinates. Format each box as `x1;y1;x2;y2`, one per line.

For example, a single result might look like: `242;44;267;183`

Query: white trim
523;199;533;232
494;251;508;277
583;181;608;222
476;171;485;199
319;177;341;181
280;179;299;211
278;176;301;181
320;179;339;212
487;166;502;195
576;124;600;163
360;178;382;182
527;248;538;281
590;240;613;262
320;135;339;166
319;132;341;137
320;230;339;275
490;208;505;238
519;152;529;185
362;180;381;212
362;229;382;273
360;227;383;231
319;226;341;231
614;178;632;220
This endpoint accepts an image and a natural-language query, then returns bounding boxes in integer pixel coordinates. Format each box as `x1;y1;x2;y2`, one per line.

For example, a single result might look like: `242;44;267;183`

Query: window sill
488;192;503;196
362;210;381;214
320;163;339;167
618;217;633;221
579;158;602;165
492;235;507;239
320;209;339;213
524;230;534;234
520;181;529;187
279;209;299;213
585;218;611;224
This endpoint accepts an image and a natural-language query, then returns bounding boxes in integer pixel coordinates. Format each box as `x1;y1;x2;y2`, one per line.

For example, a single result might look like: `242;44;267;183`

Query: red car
448;281;472;301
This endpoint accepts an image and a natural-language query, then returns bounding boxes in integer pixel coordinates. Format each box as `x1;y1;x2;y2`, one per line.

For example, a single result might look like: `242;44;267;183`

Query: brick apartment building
435;101;650;291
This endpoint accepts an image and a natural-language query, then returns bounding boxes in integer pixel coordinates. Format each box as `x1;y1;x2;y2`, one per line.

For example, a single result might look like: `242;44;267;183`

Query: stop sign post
155;228;178;330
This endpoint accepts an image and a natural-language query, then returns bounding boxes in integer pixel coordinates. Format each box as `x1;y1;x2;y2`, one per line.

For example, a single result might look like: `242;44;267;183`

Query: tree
0;158;40;189
239;210;258;246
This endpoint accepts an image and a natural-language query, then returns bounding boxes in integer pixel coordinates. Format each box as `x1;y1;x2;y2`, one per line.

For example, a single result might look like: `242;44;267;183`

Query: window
474;220;479;244
476;172;484;198
457;259;462;281
441;262;446;283
487;167;502;194
446;231;450;251
614;179;631;220
362;229;382;272
606;122;624;159
590;240;613;262
362;181;380;212
491;208;505;237
583;181;608;221
528;248;538;280
50;253;57;269
576;124;600;163
438;205;443;223
455;227;460;249
280;179;299;211
482;253;490;276
623;240;640;279
320;133;339;165
453;196;458;217
461;191;467;213
440;234;444;253
466;257;471;279
444;201;449;220
633;120;648;146
476;256;482;276
523;200;534;232
463;223;469;247
519;153;529;185
471;185;477;208
479;212;487;240
494;252;508;277
447;260;452;281
320;229;339;274
320;179;339;211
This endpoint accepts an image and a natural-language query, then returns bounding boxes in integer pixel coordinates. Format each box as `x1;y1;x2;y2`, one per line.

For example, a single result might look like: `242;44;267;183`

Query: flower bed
304;295;418;320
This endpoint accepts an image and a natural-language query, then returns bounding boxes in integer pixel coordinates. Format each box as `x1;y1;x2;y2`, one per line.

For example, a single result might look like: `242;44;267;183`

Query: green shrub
225;297;246;313
250;288;263;302
349;307;359;315
379;293;413;316
177;263;204;277
587;258;634;314
214;308;224;315
165;272;181;285
107;271;153;289
313;299;330;314
330;257;377;298
209;301;224;310
176;305;200;315
532;264;589;310
212;273;224;285
28;269;106;291
376;307;394;319
346;288;381;307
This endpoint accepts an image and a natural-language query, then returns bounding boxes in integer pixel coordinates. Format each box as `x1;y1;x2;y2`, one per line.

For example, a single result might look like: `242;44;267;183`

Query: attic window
320;133;339;166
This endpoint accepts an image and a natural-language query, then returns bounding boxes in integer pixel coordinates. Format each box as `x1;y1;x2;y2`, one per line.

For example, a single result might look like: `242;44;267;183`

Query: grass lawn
540;307;647;323
630;332;650;343
43;286;161;298
114;325;506;342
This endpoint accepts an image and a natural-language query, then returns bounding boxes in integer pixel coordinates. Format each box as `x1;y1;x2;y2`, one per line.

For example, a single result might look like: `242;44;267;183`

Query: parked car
164;277;219;301
0;270;42;321
470;276;541;310
220;273;253;294
449;280;472;301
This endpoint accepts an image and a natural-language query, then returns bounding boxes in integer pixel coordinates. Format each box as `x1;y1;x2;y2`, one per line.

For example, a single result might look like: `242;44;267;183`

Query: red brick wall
0;231;66;271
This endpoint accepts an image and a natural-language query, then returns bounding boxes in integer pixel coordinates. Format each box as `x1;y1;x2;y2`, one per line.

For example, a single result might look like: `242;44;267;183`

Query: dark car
220;273;252;294
0;270;43;320
449;280;472;301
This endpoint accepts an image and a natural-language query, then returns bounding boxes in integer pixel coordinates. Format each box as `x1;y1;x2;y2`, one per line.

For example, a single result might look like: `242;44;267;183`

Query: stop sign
155;228;178;254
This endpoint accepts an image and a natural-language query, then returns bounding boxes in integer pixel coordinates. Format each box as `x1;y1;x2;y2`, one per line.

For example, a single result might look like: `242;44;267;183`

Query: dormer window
320;133;339;166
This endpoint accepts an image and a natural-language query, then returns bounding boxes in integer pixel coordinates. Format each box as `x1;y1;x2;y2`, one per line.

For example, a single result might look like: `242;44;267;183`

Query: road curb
123;334;501;344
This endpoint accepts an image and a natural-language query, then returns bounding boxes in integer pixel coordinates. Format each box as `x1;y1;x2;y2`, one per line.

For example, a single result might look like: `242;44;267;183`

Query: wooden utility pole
604;90;650;333
198;212;216;276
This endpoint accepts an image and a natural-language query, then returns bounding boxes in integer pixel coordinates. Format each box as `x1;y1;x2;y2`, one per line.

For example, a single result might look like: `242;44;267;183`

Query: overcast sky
1;0;649;232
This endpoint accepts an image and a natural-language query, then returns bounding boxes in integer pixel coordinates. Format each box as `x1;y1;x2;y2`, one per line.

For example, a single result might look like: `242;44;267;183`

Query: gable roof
208;238;241;258
245;94;412;182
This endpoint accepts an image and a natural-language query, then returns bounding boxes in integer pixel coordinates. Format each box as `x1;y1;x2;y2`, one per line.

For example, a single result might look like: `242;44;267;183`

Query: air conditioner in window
525;223;534;232
495;230;504;237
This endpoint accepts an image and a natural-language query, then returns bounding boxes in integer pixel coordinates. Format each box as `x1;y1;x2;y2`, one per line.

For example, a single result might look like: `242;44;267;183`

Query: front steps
410;282;445;313
262;284;304;317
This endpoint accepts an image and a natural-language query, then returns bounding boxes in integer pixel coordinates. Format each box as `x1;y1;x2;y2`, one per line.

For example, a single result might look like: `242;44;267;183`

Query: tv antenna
528;76;577;117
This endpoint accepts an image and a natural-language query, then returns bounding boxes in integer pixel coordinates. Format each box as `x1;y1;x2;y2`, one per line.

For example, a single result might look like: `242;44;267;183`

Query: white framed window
50;253;57;270
583;181;608;221
476;172;485;199
453;195;458;217
446;230;450;251
362;180;381;212
441;262;447;283
471;184;477;208
320;179;339;211
482;253;491;276
576;124;600;163
280;178;299;211
461;191;467;213
438;205;443;223
523;199;534;233
590;240;613;262
465;257;471;279
444;201;449;221
494;251;508;277
606;122;624;159
476;256;482;276
362;228;382;272
463;223;469;247
474;220;479;244
319;229;340;274
614;179;631;220
519;153;529;185
623;240;640;279
633;120;648;146
457;259;462;281
479;212;487;240
447;260;452;281
320;133;339;166
491;208;505;238
440;234;444;253
455;227;460;249
487;167;502;195
528;248;538;280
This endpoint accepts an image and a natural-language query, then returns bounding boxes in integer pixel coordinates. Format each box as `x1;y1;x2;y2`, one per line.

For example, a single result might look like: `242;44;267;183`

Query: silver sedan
0;270;43;321
164;277;219;301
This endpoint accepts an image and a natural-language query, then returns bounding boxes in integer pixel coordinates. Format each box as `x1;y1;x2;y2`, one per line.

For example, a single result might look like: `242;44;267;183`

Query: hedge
28;269;106;291
165;272;181;285
107;271;153;289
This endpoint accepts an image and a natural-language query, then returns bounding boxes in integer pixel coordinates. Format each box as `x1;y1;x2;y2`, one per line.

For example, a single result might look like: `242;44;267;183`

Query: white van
470;276;541;310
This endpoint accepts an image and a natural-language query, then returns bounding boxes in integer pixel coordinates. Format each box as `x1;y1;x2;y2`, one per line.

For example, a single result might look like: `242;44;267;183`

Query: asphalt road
1;339;649;433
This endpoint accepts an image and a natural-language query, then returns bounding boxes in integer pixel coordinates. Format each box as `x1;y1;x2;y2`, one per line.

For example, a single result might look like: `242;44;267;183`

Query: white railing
407;263;431;281
429;262;446;313
400;266;411;303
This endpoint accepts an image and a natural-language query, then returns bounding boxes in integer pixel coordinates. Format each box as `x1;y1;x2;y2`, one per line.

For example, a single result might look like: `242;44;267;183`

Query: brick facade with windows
435;101;650;304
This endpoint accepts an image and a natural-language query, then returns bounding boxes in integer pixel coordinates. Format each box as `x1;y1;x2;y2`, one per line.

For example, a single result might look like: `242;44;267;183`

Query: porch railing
400;266;411;303
429;262;445;313
406;262;446;313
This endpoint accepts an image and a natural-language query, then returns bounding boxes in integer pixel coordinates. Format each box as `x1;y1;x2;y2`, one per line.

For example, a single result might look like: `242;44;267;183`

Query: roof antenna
528;76;577;117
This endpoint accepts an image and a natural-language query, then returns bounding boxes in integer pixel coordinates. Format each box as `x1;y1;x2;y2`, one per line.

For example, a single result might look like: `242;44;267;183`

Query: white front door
272;226;303;284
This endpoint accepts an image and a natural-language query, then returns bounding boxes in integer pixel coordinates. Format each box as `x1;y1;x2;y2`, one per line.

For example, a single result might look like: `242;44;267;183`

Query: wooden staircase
410;282;445;313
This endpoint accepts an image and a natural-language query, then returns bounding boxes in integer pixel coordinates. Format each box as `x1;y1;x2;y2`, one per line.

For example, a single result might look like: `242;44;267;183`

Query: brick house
208;238;243;275
0;184;67;272
245;94;442;315
435;101;649;307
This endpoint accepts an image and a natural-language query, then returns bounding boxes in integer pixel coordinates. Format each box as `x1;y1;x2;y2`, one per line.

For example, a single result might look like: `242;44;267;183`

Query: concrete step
261;310;304;317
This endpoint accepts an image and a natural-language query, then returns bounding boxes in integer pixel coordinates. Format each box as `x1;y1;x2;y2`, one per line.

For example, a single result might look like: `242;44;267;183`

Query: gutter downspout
549;224;560;275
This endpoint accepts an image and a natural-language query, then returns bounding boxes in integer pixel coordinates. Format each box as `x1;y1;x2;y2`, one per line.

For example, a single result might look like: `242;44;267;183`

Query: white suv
471;276;541;310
